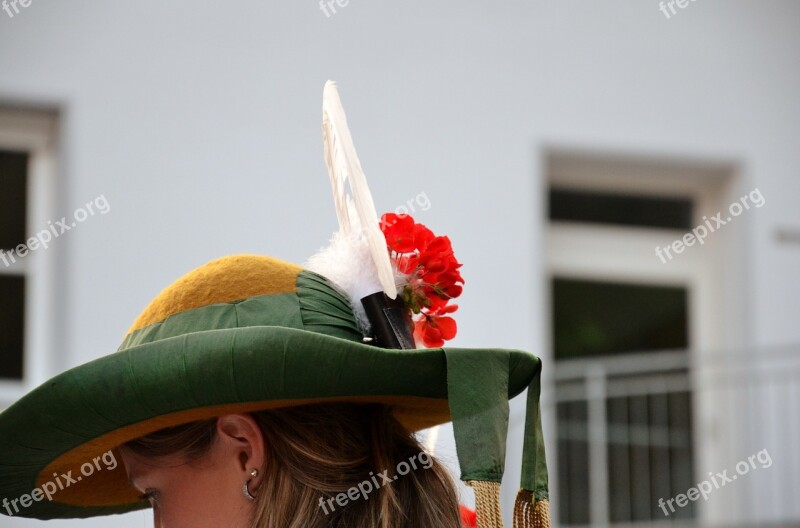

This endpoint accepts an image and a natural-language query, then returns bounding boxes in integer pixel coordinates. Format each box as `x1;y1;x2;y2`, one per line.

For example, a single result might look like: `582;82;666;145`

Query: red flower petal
412;306;459;348
432;303;458;315
442;283;463;299
397;254;419;274
434;316;457;340
413;223;435;250
380;213;416;253
428;269;464;300
418;238;458;273
426;295;449;310
413;316;445;348
379;212;406;231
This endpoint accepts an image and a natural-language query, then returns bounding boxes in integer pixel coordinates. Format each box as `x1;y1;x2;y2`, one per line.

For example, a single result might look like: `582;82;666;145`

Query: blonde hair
124;402;463;528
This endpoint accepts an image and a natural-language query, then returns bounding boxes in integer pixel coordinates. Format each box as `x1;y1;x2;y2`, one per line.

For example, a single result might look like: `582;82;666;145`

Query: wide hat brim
0;323;539;519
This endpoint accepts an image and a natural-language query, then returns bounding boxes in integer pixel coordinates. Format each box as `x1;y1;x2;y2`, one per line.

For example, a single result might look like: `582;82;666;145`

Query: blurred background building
1;1;799;527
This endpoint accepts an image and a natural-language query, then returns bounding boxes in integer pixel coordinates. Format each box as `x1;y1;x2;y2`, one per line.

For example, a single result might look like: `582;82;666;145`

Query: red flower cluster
380;212;464;348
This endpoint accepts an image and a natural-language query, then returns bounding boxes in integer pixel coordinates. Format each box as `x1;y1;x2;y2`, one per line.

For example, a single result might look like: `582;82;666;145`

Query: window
0;150;28;381
545;151;734;526
0;108;57;406
552;277;695;524
549;188;693;230
552;279;688;360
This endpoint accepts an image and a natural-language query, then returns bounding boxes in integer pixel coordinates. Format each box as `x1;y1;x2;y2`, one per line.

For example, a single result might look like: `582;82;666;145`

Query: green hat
0;82;550;528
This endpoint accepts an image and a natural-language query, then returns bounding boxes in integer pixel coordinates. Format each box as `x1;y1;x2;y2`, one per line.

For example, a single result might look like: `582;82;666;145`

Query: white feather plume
305;81;405;335
318;80;397;299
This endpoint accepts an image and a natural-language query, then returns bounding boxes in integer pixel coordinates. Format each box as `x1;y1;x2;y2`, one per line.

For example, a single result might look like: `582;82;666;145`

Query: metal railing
549;347;800;528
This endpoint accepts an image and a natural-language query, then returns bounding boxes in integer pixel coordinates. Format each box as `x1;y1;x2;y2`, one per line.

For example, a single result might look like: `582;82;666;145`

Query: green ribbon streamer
445;348;548;499
445;349;510;482
520;363;549;499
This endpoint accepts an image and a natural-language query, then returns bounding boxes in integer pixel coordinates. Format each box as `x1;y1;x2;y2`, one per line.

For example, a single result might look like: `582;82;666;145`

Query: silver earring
243;468;259;500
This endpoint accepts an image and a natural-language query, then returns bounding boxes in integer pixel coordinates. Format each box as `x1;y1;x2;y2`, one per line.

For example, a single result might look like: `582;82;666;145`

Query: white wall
1;1;799;526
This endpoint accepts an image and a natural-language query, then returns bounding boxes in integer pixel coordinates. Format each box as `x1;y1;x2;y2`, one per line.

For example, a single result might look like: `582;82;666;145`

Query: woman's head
119;402;463;528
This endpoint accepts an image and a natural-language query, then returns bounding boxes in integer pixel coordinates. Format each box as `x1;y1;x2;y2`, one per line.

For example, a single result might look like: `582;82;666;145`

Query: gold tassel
533;499;550;528
513;489;533;528
467;480;504;528
513;489;550;528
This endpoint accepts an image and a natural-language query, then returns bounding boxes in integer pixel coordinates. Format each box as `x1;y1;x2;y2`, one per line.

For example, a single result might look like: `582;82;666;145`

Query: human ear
216;414;266;488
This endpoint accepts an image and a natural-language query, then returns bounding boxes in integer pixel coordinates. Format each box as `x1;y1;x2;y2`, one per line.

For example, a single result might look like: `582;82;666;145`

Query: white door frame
543;150;744;524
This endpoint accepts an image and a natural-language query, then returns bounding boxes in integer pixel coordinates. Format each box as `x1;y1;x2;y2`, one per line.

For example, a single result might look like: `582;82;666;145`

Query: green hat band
120;270;363;351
